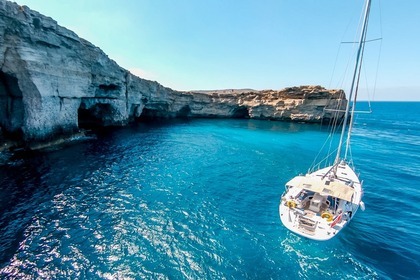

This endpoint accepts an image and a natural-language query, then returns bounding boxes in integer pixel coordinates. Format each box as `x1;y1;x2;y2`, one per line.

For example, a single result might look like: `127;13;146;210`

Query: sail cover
286;176;354;202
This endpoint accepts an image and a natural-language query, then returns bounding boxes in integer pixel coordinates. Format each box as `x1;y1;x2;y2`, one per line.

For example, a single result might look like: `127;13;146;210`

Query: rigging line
329;104;337;130
346;145;354;169
362;60;372;104
330;111;344;148
325;109;372;113
335;0;372;166
335;91;346;129
371;45;382;103
344;1;371;160
371;0;384;103
327;92;346;161
371;40;382;103
361;0;383;107
309;133;333;172
360;56;373;112
311;147;338;173
330;3;361;91
329;43;343;89
341;38;382;44
312;97;345;172
336;40;359;95
323;106;345;170
327;44;348;125
332;2;361;89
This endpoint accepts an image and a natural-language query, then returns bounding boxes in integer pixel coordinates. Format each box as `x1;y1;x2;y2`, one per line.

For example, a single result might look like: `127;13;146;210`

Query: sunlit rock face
0;0;346;143
175;86;346;123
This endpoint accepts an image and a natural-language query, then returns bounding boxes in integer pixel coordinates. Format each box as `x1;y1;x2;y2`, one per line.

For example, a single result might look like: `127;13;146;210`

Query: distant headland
0;0;346;148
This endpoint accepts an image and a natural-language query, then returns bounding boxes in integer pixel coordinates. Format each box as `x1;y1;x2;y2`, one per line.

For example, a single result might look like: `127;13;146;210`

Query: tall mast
334;0;372;166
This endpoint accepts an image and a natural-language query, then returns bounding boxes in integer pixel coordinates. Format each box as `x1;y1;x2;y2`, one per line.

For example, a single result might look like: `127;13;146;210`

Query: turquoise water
0;102;419;279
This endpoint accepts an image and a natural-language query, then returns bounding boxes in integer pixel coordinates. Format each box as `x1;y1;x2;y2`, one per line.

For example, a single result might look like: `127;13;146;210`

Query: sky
13;0;420;101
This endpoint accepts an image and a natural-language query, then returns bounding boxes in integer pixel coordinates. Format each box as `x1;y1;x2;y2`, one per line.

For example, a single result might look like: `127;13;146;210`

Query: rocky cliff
163;87;346;122
0;0;346;144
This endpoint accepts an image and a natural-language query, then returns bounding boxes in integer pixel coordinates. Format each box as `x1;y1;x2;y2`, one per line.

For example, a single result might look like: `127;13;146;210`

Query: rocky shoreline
0;0;347;149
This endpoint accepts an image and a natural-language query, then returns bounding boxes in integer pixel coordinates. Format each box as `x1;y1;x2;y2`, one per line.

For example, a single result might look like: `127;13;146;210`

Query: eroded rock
0;0;346;144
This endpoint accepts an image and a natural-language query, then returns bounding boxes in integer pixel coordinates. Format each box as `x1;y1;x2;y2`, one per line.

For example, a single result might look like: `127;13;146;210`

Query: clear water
0;102;419;279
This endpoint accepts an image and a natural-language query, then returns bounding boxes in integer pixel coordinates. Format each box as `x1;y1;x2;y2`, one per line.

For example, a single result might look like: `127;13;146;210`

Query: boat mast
334;0;372;166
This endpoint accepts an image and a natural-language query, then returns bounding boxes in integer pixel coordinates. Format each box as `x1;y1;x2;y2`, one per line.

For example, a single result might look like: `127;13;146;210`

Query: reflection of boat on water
279;0;373;241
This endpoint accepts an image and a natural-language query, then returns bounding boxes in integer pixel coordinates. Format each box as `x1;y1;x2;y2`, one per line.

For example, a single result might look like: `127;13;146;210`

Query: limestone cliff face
0;0;171;141
166;86;346;123
0;0;346;143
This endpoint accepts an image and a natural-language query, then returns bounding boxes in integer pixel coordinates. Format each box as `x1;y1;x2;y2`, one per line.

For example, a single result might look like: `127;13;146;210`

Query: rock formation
162;87;346;122
0;0;346;144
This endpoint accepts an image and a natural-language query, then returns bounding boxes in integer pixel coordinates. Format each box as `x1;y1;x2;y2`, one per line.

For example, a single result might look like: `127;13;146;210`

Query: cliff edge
0;0;346;144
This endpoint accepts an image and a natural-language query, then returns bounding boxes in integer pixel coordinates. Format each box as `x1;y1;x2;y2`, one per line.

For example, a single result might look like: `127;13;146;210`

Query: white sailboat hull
279;162;363;241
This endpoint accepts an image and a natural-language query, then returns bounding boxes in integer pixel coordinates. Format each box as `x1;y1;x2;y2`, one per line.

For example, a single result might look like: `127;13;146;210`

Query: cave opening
177;105;191;118
232;106;250;118
0;71;24;139
78;102;112;129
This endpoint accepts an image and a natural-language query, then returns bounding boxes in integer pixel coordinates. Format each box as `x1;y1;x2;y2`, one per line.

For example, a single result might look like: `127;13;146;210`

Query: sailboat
279;0;372;241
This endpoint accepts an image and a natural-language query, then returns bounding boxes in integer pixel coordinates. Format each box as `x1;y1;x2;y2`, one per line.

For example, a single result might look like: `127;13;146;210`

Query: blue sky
14;0;420;101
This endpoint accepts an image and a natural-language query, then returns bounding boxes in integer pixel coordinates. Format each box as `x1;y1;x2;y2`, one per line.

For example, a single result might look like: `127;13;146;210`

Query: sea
0;101;418;279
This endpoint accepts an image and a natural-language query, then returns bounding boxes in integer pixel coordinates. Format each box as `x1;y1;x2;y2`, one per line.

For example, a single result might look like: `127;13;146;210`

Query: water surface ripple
0;102;419;279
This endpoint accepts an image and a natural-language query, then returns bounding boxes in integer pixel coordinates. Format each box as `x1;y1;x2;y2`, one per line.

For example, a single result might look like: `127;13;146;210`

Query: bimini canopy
286;176;354;202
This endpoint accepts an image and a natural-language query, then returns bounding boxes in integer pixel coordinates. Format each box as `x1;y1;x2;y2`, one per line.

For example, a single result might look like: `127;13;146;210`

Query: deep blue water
0;102;419;279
